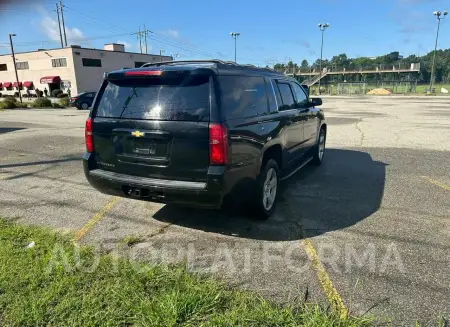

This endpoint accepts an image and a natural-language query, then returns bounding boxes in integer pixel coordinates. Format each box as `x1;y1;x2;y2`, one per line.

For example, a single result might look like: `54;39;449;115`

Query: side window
291;83;308;108
276;82;295;111
265;78;278;113
219;76;268;119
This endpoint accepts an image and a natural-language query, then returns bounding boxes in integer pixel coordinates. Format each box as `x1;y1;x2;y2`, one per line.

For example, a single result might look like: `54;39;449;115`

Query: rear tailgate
90;70;212;182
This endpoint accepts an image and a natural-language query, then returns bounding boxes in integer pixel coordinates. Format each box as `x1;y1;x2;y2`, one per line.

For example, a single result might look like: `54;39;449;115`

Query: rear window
94;74;210;121
219;76;268;120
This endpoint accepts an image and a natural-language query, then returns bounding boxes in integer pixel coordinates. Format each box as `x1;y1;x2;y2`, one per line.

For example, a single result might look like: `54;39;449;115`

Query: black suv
83;60;326;219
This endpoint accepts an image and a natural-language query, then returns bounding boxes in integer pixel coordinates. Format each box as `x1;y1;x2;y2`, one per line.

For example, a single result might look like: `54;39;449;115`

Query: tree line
273;49;450;83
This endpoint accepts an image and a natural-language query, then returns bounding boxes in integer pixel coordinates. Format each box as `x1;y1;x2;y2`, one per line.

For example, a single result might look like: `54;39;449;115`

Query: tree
271;47;450;83
330;53;349;67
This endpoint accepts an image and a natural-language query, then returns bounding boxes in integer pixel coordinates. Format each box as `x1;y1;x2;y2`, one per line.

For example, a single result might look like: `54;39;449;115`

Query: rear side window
219;76;268;120
277;82;295;111
94;74;210;121
265;78;278;113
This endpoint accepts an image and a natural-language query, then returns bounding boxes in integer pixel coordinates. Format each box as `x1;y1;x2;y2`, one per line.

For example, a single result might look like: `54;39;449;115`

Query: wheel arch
260;144;283;172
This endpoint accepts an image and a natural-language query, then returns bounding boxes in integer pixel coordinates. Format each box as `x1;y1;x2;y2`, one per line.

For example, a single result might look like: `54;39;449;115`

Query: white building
0;43;172;97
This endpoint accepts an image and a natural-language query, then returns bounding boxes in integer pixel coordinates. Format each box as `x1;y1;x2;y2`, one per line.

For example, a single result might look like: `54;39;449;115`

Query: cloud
282;39;311;48
116;40;132;51
397;0;438;3
162;29;180;38
40;16;86;44
244;46;265;51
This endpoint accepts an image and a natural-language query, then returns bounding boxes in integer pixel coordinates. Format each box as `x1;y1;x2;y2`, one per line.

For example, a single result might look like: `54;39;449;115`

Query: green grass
122;234;145;246
415;83;450;94
308;83;450;95
0;219;374;327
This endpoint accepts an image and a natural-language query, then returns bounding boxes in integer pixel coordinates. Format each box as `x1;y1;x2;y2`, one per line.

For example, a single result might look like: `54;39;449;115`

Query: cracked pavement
1;97;450;326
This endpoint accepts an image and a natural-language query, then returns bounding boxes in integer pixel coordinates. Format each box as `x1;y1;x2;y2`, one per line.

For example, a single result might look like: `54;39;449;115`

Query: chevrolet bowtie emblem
131;131;145;137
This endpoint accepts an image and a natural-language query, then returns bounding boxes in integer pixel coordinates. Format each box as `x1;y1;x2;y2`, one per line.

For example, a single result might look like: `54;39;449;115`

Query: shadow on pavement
153;149;387;241
0;157;80;169
0;127;26;135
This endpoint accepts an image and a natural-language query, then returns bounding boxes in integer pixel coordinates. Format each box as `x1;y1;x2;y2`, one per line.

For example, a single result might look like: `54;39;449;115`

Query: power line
0;32;135;48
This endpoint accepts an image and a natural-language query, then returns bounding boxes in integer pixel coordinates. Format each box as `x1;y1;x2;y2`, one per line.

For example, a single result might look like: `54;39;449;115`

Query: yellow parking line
74;197;120;241
421;176;450;191
302;239;348;319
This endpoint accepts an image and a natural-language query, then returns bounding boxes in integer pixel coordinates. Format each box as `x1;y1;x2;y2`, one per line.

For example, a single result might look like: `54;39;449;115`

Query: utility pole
59;1;67;46
317;23;330;95
138;26;142;53
55;3;64;48
143;24;148;54
9;34;22;104
160;49;165;62
132;27;151;54
429;10;447;93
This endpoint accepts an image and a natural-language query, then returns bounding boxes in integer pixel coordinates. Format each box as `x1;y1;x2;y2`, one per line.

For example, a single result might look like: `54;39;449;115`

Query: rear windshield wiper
118;87;139;119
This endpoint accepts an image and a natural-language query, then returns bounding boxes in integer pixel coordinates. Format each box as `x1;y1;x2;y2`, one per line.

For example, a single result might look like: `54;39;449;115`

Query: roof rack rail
139;60;283;75
141;59;228;67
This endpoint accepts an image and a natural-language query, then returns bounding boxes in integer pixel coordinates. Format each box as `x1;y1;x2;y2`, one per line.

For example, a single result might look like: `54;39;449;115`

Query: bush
57;93;68;98
0;97;17;109
59;97;69;107
51;89;63;97
32;98;52;108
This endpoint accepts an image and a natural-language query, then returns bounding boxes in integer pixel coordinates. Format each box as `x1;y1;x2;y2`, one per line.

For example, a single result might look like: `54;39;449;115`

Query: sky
0;0;449;66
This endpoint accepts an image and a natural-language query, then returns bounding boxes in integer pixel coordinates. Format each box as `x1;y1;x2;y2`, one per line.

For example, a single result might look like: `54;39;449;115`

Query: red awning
23;81;34;88
12;81;22;88
3;82;12;88
40;76;61;84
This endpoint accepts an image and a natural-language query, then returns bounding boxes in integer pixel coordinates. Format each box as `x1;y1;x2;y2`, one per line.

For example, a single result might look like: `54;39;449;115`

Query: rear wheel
254;159;279;220
311;127;326;165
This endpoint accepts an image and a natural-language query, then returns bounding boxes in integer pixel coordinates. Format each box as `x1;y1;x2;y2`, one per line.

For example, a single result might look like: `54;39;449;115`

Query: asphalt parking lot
1;97;449;326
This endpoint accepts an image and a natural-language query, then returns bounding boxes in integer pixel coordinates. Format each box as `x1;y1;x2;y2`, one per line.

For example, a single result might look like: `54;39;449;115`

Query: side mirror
310;97;322;106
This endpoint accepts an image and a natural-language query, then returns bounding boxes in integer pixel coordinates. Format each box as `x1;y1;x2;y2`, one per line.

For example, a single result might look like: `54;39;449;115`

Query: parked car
70;92;96;110
83;60;326;219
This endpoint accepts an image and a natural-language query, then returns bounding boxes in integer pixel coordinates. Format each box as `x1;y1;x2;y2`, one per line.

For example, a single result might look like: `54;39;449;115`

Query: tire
80;102;89;110
311;127;326;166
254;159;280;220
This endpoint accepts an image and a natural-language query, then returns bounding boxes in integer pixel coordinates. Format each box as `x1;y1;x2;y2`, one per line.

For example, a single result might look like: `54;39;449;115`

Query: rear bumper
83;153;225;209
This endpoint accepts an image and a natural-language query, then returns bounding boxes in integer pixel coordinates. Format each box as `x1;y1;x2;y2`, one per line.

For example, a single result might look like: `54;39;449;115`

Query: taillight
124;70;163;76
209;123;229;165
85;118;94;152
71;97;78;102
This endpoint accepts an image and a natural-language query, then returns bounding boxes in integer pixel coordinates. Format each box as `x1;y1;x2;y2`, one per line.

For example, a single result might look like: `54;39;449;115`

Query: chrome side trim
280;157;313;181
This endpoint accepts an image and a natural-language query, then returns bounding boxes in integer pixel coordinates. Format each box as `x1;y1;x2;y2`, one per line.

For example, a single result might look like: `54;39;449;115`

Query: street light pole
429;10;447;93
9;34;22;104
230;32;240;63
317;23;329;95
160;49;165;62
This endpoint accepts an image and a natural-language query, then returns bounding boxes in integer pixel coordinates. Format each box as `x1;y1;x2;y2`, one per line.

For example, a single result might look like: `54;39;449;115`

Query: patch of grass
415;83;450;94
122;235;145;247
0;219;374;327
